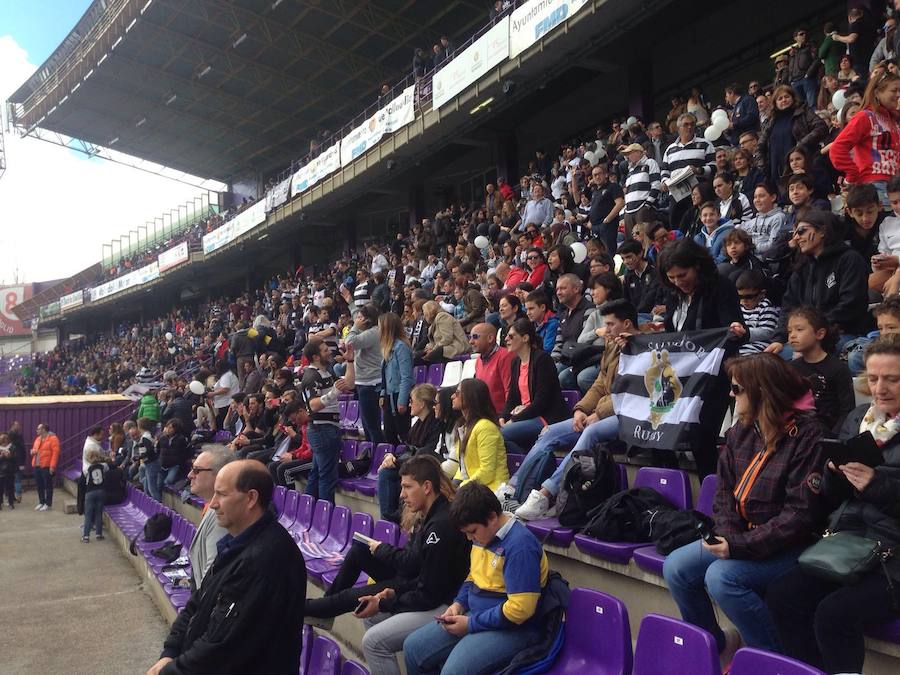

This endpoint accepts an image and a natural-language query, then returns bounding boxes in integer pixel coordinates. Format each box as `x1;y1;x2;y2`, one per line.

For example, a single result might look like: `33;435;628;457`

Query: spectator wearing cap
661;113;716;228
773;53;790;88
620;143;661;229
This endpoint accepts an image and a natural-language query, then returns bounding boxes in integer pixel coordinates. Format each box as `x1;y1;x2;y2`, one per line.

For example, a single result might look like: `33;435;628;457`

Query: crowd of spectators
14;7;900;674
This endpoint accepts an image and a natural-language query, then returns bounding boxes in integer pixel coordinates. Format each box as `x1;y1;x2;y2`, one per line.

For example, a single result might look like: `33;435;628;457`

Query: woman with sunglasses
499;318;569;456
831;71;900;209
451;378;508;490
525;247;549;287
765;210;870;359
663;353;825;667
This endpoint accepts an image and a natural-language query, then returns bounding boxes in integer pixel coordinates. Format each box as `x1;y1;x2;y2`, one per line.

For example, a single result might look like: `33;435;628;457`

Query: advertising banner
508;0;589;58
264;177;291;212
202;200;266;254
38;301;60;320
432;17;509;109
59;290;84;311
290;143;341;197
157;241;189;273
0;284;33;335
340;84;415;167
90;261;160;302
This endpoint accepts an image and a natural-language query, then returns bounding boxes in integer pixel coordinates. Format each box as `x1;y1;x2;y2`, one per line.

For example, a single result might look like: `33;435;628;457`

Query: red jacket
32;433;60;471
475;347;514;413
831;107;900;184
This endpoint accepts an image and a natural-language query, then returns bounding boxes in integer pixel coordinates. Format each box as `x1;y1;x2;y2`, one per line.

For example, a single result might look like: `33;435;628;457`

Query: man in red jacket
470;324;513;413
31;423;60;511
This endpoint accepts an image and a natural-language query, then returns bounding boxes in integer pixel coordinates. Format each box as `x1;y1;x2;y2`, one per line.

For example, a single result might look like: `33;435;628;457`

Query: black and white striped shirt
661;136;716;183
353;281;371;307
623;157;661;214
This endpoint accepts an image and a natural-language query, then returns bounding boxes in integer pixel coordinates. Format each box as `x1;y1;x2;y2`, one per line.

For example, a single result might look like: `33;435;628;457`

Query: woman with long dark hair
678;181;717;241
451;378;508;490
499;317;569;456
664;353;824;664
379;312;414;445
757;84;828;183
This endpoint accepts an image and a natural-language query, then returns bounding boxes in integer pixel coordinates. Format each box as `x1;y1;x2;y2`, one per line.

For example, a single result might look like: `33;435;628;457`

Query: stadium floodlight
232;32;248;48
109;137;119;145
271;0;284;8
198;64;212;78
166;94;177;105
135;117;147;127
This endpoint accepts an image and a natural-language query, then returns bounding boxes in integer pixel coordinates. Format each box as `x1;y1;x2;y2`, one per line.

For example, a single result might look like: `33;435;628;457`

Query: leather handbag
798;531;889;585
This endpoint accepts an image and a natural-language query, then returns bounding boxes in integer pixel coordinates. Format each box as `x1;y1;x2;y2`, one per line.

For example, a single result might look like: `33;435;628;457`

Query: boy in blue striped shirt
404;481;549;674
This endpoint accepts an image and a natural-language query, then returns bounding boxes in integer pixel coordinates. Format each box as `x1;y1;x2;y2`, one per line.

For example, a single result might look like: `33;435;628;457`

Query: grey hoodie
345;325;382;385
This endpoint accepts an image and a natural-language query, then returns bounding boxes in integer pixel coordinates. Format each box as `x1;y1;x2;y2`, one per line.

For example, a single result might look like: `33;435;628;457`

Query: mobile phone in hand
697;522;721;545
434;615;450;624
354;599;369;615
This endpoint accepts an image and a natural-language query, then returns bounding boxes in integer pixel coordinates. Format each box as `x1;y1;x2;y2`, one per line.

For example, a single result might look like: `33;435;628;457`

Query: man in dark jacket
305;455;470;674
147;460;306;675
724;83;759;146
7;420;26;503
161;391;194;434
787;27;820;108
552;274;596;389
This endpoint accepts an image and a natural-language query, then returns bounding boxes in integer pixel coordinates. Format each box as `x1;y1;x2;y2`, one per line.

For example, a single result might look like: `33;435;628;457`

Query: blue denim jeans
83;489;105;537
542;415;619;496
142;459;162;502
509;418;581;491
557;362;578;390
157;465;182;495
377;466;401;518
14;469;22;499
662;539;802;652
306;423;341;504
34;466;53;506
791;77;817;109
575;365;599;393
403;615;540;675
357;384;385;444
501;417;546;456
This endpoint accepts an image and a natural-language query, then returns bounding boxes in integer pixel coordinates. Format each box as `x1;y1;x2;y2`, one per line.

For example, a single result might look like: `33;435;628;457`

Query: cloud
0;34;203;285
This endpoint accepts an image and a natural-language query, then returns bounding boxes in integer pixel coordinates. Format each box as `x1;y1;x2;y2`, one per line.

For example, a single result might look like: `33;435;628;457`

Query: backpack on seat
556;444;618;529
582;487;675;541
129;513;172;556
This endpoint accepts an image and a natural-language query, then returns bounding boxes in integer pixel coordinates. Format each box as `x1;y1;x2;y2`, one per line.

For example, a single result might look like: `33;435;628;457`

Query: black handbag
798;531;890;585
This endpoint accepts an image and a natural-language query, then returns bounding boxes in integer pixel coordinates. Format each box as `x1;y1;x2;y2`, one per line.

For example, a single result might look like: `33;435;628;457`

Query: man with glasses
187;445;234;589
661;112;716;229
787;27;819;108
586;163;625;255
642;121;670;166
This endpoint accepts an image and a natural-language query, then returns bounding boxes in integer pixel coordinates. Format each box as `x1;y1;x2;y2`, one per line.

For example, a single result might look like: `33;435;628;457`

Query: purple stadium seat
213;430;232;443
294;499;332;546
306;512;374;580
273;485;287;516
426;363;444;387
506;453;524;476
345;443;392;496
305;636;341;675
341;661;370;675
338;400;349;429
414;365;428;385
632;614;719;675
634;473;716;576
574;467;692;564
345;400;360;428
290;494;315;534
729;647;825;675
339;441;372;491
561;390;580;412
866;619;900;643
397;529;409;548
544;588;632;675
321;519;398;587
278;490;300;529
299;625;313;675
341;439;358;460
300;506;351;559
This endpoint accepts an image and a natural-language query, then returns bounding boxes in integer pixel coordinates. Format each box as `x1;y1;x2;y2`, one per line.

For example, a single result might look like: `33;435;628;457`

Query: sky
0;1;205;285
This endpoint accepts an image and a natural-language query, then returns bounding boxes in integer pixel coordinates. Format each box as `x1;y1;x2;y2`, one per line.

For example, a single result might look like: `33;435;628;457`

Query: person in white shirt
82;426;105;473
369;245;389;275
210;361;240;429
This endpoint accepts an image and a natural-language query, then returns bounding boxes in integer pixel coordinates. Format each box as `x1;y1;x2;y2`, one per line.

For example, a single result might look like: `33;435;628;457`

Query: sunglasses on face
468;333;481;340
527;255;541;261
730;383;745;396
793;226;813;238
189;465;212;475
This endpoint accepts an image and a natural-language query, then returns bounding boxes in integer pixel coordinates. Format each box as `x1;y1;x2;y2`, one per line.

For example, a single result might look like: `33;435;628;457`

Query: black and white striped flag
612;328;730;452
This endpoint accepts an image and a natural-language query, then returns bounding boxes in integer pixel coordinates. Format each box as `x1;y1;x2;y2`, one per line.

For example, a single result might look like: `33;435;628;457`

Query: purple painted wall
0;398;136;472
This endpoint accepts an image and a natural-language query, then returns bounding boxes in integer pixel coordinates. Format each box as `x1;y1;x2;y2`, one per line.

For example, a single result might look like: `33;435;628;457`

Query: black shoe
96;535;104;541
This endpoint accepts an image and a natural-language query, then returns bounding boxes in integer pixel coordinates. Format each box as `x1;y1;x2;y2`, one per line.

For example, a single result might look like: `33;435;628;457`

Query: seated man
403;481;549;675
499;300;638;520
147;460;306;675
305;455;469;675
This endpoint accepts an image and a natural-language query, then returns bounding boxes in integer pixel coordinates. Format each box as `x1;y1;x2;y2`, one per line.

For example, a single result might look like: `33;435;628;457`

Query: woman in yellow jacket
452;378;509;491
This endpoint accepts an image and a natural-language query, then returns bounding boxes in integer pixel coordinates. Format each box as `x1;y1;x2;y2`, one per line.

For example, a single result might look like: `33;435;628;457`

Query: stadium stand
9;0;900;672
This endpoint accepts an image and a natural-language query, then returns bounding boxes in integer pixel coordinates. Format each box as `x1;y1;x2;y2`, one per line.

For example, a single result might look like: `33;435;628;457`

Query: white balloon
713;116;730;132
189;380;206;396
570;242;587;264
165;332;173;341
832;89;846;111
584;150;597;166
168;346;177;354
711;109;729;126
626;116;637;127
704;125;723;142
474;235;489;249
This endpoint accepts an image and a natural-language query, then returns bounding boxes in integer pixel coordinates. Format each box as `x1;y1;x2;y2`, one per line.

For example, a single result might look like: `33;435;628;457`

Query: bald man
469;323;513;413
148;461;306;675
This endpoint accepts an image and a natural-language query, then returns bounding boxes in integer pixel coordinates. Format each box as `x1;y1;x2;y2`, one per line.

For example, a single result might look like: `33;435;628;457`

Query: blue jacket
731;94;760;135
694;222;734;264
535;314;559;353
381;340;414;408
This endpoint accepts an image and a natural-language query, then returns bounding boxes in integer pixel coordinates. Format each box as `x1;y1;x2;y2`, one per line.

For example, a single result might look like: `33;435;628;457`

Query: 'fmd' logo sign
535;6;568;40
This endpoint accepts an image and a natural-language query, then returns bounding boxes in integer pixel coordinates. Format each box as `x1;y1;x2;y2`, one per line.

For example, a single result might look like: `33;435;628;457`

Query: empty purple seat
561;390;580;412
341;660;370;675
344;400;360;429
574;468;692;564
632;614;719;675
341;440;358;461
414;365;428;385
278;490;300;529
290;494;315;534
299;625;313;675
306;512;374;580
634;473;717;576
64;467;81;482
295;499;333;545
426;363;444;387
346;443;392;496
729;647;825;675
300;506;351;560
321;519;398;587
273;485;287;515
507;453;524;476
544;588;631;675
305;635;341;675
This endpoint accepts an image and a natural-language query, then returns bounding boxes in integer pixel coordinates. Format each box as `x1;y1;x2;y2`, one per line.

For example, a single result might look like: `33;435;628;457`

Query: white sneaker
34;503;44;511
514;490;550;521
39;504;49;511
494;483;515;502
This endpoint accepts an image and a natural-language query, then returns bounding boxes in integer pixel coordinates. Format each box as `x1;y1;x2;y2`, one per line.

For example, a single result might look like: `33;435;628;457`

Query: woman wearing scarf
663;353;825;670
768;334;900;675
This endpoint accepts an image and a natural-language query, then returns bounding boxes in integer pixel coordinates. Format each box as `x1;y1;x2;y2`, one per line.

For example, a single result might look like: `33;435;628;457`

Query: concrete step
63;499;78;515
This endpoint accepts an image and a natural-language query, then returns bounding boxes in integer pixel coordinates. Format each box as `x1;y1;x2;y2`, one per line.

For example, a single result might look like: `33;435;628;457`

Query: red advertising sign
0;285;33;336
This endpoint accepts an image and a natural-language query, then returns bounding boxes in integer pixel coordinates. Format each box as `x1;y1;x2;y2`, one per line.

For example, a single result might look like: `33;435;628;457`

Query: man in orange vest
31;423;60;511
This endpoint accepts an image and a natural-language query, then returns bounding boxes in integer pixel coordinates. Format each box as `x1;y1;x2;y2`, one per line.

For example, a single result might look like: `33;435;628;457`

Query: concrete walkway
0;490;169;675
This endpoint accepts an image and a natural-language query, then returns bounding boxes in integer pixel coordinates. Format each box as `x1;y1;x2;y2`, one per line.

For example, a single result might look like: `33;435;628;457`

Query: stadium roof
7;0;486;183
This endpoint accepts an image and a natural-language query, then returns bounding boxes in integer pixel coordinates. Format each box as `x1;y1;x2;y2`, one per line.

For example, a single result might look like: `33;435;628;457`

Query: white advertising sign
291;143;341;197
202;200;266;254
59;290;84;310
432;17;509;109
340;85;415;167
508;0;589;58
90;261;160;302
157;241;189;273
264;177;291;212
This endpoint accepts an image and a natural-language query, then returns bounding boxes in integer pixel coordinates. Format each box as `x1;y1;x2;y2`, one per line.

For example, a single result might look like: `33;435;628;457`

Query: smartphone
697;521;721;545
434;615;450;624
354;599;368;615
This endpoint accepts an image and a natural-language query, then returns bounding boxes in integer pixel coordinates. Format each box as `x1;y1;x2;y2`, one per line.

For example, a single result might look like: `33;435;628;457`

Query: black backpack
129;513;172;556
651;509;715;555
582;487;675;542
556;445;618;529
